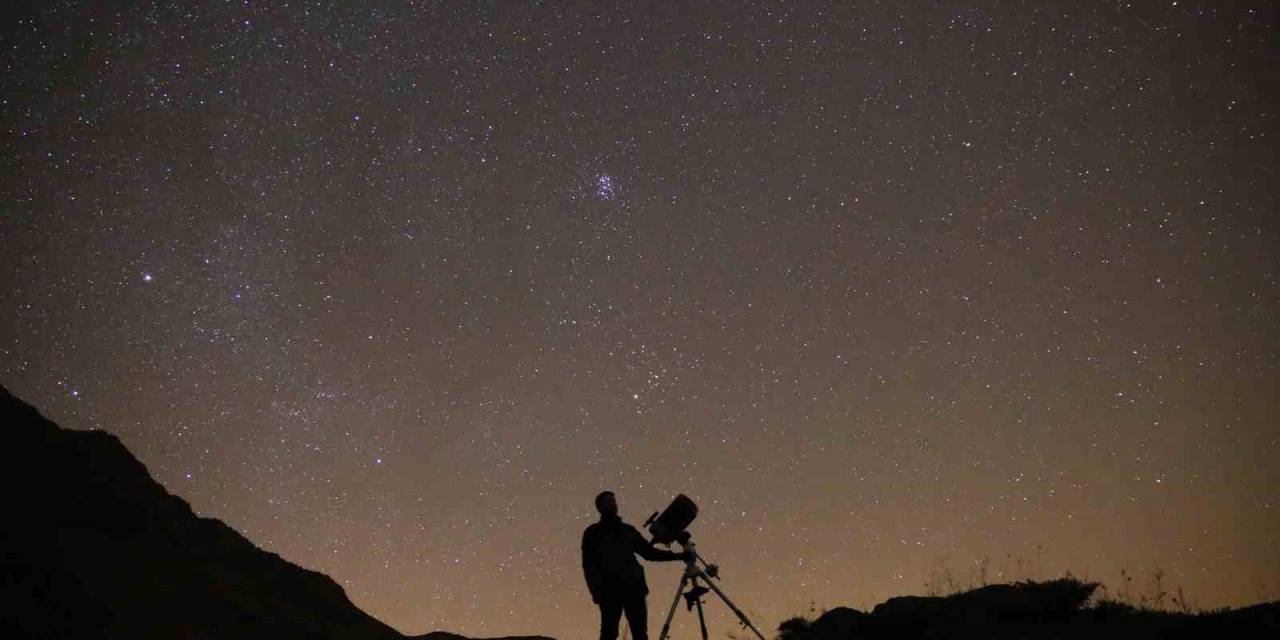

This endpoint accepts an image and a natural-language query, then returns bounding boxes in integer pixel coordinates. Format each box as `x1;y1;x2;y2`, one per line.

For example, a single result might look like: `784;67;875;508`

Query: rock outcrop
776;577;1277;639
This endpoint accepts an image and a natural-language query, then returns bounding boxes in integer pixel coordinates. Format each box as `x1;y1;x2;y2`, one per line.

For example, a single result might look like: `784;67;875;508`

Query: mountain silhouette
0;384;553;640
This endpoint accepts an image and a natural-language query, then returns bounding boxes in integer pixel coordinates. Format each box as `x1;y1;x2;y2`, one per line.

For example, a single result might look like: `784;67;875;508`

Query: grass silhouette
774;558;1277;639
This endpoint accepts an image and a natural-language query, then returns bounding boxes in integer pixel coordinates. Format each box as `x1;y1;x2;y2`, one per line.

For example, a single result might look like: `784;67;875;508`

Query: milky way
2;2;1277;637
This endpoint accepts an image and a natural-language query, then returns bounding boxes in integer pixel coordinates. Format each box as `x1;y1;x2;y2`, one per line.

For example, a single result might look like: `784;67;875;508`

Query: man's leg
622;592;649;640
598;598;623;640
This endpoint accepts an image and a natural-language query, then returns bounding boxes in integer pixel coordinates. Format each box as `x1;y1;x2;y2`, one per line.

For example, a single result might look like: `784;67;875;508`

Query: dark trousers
598;592;648;640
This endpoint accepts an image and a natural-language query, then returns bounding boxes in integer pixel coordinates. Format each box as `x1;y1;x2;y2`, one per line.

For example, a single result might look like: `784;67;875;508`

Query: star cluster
1;2;1276;638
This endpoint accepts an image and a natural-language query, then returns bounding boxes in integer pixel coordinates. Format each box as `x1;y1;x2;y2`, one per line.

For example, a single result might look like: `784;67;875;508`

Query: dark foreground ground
776;577;1278;640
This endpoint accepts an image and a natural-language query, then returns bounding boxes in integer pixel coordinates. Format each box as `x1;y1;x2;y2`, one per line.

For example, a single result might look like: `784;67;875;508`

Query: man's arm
582;527;604;602
631;527;684;562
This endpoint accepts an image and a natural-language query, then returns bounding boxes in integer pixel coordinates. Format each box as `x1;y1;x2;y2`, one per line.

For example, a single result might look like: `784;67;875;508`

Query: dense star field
2;2;1276;638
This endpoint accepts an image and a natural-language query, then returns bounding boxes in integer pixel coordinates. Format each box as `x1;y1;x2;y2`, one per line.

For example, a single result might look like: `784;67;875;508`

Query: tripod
656;534;767;640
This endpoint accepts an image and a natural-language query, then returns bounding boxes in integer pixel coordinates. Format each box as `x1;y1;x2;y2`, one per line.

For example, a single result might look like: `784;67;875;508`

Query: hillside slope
0;384;550;640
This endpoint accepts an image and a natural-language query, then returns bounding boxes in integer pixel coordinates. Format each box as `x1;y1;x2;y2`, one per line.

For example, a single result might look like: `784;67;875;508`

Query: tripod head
667;531;720;580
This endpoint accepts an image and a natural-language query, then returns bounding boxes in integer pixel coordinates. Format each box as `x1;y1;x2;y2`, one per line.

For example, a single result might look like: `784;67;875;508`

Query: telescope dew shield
648;494;698;545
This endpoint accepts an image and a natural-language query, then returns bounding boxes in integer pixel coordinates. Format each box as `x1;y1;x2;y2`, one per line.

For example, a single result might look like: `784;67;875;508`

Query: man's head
595;490;618;517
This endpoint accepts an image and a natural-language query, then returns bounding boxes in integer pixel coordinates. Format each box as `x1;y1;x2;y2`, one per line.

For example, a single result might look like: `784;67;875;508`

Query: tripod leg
700;579;769;640
657;574;688;640
693;592;709;640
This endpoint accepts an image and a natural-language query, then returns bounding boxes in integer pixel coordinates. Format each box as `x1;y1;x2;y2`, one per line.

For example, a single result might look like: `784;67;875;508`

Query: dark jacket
582;514;680;603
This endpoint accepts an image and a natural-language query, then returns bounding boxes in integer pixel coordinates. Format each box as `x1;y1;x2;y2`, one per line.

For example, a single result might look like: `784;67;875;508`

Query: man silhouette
582;491;687;640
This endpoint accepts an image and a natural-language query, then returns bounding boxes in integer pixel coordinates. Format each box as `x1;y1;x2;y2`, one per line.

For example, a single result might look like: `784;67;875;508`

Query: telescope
644;494;766;640
644;494;698;546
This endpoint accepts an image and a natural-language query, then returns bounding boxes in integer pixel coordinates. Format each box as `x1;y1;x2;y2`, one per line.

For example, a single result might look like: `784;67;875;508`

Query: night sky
2;2;1277;638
